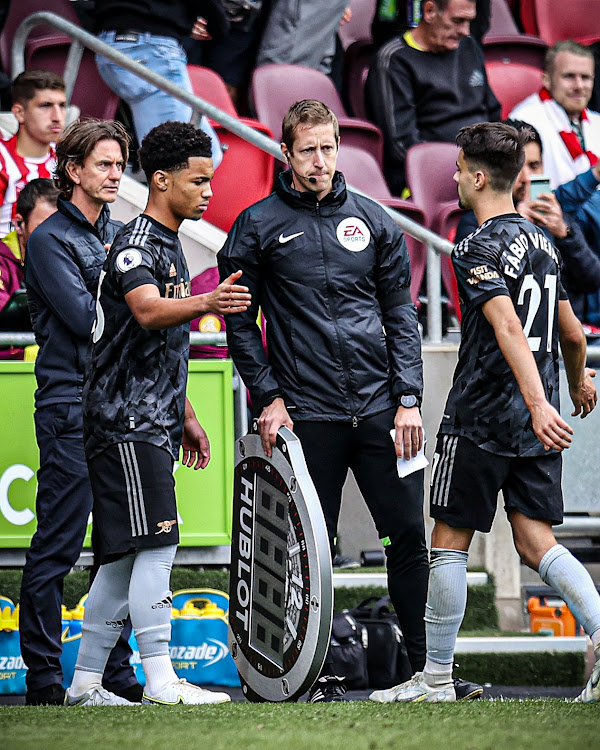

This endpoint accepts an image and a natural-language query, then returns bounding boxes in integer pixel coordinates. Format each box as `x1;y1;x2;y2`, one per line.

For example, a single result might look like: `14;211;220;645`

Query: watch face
400;394;418;408
228;429;333;702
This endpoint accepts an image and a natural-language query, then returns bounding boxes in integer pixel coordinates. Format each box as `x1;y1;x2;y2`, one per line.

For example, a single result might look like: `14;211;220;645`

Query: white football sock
538;545;600;642
423;548;468;687
128;545;177;695
142;654;178;695
72;554;134;681
68;668;103;696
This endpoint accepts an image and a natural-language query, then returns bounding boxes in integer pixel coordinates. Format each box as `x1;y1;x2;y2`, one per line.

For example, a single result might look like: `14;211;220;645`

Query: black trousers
294;408;428;673
19;402;138;693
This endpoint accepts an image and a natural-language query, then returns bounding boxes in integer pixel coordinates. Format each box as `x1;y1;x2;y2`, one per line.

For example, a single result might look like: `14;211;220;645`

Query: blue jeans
96;31;222;166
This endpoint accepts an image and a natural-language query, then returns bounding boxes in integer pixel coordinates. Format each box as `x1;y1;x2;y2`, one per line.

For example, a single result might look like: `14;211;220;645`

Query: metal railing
12;11;453;343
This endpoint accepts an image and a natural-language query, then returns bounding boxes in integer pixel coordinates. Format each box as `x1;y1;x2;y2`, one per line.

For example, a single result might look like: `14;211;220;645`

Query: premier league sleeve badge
228;427;333;702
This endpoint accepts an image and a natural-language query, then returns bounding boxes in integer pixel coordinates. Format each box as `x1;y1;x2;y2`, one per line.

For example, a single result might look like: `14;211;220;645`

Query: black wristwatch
399;394;420;409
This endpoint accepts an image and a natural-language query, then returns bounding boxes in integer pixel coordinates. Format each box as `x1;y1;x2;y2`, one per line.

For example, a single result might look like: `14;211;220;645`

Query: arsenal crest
228;427;333;702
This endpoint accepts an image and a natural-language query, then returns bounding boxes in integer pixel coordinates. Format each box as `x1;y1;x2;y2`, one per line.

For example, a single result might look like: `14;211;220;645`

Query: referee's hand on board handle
531;401;573;452
205;270;251;315
258;398;294;458
569;367;597;419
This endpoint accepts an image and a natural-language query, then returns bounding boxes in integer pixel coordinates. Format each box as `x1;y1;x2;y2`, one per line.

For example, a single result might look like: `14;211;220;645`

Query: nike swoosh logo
278;232;304;244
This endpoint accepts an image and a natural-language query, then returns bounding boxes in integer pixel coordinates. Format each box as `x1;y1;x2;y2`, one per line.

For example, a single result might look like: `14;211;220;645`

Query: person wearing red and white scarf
510;40;600;189
0;71;66;239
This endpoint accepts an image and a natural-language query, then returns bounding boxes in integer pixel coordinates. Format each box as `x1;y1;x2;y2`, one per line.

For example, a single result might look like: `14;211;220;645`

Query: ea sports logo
336;218;370;252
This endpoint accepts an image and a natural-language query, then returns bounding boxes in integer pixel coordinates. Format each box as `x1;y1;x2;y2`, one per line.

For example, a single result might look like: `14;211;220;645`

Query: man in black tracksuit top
366;0;500;195
20;119;139;705
218;99;429;701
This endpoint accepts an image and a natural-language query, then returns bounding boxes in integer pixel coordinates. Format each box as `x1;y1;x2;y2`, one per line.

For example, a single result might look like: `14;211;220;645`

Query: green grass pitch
0;701;597;750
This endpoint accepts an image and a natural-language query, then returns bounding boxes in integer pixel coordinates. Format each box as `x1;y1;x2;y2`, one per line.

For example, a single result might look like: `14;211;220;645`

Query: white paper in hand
390;429;429;478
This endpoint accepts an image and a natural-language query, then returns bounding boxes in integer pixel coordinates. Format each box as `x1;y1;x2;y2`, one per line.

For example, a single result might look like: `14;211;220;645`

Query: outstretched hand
205;270;251;315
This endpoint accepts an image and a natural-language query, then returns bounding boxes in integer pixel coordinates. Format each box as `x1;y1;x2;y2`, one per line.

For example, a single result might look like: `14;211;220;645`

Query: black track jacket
217;171;423;422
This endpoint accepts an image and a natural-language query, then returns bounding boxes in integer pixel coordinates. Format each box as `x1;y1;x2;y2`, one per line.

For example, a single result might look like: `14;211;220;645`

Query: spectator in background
509;41;600;326
366;0;500;196
509;40;600;189
255;1;350;78
371;0;490;49
0;178;60;360
20;119;141;706
455;120;600;330
184;0;271;112
94;0;226;166
0;70;66;244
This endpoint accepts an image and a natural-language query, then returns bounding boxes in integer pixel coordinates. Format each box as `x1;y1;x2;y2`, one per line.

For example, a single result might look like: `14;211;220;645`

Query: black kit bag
350;595;412;689
328;611;369;689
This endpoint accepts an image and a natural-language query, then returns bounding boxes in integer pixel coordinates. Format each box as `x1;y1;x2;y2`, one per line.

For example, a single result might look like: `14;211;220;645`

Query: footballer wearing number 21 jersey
440;213;564;458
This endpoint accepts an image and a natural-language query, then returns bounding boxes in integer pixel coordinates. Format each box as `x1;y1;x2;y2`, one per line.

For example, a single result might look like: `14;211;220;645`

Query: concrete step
333;571;488;588
455;636;588;653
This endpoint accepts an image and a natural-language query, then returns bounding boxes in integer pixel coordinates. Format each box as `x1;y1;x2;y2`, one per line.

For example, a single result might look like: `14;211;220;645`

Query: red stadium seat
520;0;539;36
187;65;275;233
485;60;544;118
187;64;239;118
405;143;466;320
251;63;384;167
336;144;427;305
0;0;120;120
343;40;375;119
337;0;376;50
531;0;600;46
483;0;547;68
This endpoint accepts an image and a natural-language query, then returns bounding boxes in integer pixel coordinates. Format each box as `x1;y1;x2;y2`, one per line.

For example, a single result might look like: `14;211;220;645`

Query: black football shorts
429;433;563;532
88;441;179;564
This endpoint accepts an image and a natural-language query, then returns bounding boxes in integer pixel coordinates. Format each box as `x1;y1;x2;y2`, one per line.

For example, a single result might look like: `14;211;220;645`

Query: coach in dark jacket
27;198;121;405
20;119;140;706
219;100;429;702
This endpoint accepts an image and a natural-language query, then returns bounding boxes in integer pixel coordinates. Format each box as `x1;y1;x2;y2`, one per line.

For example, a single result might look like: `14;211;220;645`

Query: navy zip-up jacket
25;197;122;407
218;170;423;421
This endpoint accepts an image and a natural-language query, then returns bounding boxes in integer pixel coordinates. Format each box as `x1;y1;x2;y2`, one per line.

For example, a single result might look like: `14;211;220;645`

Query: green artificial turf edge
0;701;598;750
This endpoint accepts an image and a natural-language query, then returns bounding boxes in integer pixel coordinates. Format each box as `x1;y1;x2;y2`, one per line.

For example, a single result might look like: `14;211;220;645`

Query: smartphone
529;175;552;203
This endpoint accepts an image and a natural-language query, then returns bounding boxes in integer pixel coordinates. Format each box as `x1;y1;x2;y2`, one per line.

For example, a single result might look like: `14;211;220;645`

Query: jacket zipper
316;200;358;427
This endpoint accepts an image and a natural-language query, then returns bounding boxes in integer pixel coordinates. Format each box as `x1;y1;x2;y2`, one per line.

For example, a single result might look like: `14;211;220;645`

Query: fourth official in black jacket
218;100;429;699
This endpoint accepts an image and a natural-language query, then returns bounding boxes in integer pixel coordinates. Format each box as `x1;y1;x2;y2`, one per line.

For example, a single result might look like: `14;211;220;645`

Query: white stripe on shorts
431;435;458;508
118;442;149;537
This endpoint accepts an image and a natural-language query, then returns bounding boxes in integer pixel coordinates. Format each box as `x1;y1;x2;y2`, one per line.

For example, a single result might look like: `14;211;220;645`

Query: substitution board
228;426;333;702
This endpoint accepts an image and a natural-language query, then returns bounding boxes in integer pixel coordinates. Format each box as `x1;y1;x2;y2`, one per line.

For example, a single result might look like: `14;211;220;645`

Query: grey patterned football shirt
83;214;191;460
439;213;566;457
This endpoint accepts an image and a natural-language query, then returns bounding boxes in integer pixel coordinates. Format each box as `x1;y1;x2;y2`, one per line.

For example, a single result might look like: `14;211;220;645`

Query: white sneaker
574;658;600;702
369;672;456;703
142;678;231;706
65;685;138;706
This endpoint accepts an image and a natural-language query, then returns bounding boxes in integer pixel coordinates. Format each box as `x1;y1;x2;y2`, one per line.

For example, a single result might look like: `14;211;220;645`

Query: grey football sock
538;544;600;638
74;554;134;675
424;547;468;680
129;545;177;659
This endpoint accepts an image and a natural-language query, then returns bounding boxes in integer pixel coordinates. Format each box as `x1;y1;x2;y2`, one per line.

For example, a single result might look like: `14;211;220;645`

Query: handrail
0;332;226;347
12;11;453;342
